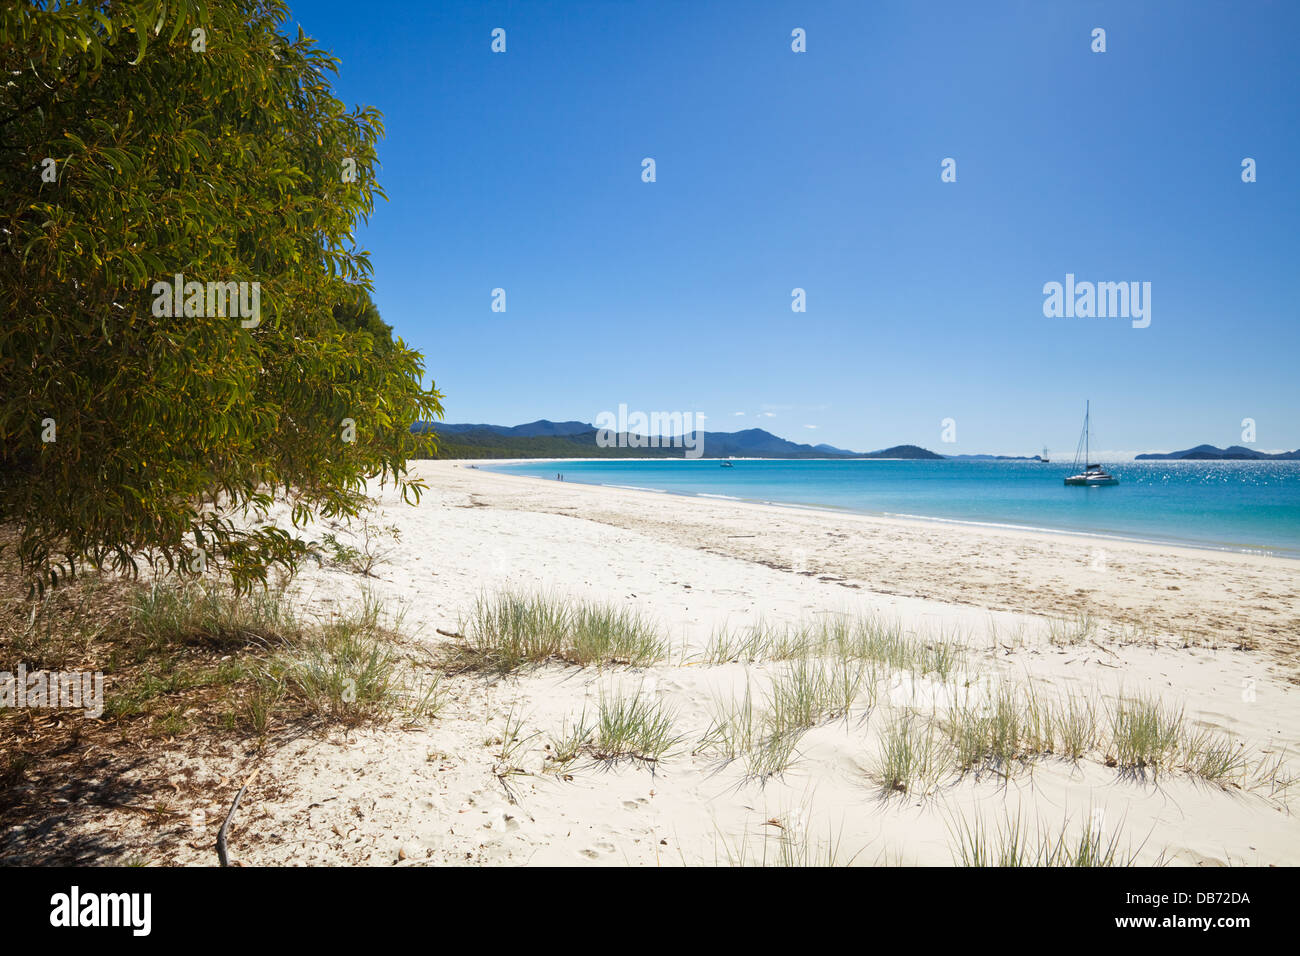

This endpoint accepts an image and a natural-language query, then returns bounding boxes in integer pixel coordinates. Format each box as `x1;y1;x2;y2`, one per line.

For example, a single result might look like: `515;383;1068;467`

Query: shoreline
471;460;1300;563
417;460;1300;671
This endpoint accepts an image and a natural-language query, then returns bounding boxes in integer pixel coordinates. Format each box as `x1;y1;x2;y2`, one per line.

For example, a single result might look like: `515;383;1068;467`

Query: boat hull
1064;474;1119;486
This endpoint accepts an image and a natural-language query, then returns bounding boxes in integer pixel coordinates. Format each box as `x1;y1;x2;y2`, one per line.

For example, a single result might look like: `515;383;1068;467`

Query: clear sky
291;0;1298;457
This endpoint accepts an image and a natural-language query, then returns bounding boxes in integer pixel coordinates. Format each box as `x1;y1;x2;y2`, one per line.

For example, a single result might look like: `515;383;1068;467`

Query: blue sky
293;0;1298;456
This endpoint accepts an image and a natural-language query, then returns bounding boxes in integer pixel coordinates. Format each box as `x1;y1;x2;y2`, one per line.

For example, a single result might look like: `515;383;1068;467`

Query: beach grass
1056;690;1102;760
99;580;304;723
1251;750;1298;806
945;685;1016;774
125;580;426;731
519;596;1295;795
699;655;875;779
949;809;1152;867
239;678;282;738
768;657;864;731
875;709;943;794
1180;728;1251;784
461;591;567;670
1108;692;1184;774
266;598;402;725
703;614;963;680
460;590;667;671
131;579;303;651
0;560;431;749
698;681;804;779
588;686;682;762
548;706;594;767
570;602;669;667
1046;611;1099;647
1;575;114;671
550;684;682;766
489;705;536;779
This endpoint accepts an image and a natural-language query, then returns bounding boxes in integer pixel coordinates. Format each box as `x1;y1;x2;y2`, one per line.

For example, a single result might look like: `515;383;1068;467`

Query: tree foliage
0;1;443;592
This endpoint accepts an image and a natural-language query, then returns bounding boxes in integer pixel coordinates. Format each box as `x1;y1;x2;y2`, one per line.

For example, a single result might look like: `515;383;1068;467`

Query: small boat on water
720;458;734;468
1064;401;1119;486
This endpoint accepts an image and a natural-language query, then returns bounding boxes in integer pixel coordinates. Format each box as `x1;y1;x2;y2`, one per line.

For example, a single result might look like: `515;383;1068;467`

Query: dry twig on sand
216;768;261;867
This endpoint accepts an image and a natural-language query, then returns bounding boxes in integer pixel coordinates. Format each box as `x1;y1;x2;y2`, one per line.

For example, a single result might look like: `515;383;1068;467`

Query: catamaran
1064;401;1119;486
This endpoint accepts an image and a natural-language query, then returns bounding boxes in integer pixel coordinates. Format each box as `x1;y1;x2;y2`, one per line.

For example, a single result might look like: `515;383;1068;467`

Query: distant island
1135;444;1300;461
415;420;971;460
413;422;1300;463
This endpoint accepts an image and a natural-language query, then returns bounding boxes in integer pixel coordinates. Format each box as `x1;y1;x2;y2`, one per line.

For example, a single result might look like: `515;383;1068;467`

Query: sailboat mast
1064;400;1117;485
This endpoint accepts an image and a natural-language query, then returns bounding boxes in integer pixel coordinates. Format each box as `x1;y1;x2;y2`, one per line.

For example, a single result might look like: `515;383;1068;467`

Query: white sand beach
26;461;1300;866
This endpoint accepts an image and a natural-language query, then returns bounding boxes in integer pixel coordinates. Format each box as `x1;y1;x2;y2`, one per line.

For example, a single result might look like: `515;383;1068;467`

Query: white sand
64;461;1300;865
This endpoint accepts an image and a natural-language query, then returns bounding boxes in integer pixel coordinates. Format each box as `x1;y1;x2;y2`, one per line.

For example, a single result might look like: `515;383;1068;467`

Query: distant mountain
1135;444;1300;461
867;445;947;460
702;427;829;458
410;420;947;460
432;420;591;438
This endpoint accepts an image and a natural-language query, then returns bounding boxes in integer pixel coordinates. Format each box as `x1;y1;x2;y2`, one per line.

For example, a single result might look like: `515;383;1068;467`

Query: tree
0;0;443;592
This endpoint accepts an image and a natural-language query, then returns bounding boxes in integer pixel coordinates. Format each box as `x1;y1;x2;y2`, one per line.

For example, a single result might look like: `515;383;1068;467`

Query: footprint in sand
578;839;616;859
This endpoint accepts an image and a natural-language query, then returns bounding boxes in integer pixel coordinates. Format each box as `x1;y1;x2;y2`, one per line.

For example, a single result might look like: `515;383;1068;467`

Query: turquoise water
486;459;1300;559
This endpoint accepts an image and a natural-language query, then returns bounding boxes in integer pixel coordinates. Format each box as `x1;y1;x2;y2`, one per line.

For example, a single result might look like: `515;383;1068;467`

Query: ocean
485;458;1300;559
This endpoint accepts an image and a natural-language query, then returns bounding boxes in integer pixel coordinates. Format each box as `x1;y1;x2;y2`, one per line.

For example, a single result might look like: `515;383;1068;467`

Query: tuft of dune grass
699;656;875;780
549;684;682;767
874;709;944;795
131;579;303;650
949;808;1157;867
460;590;667;671
129;581;430;732
1107;692;1184;775
703;615;961;680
